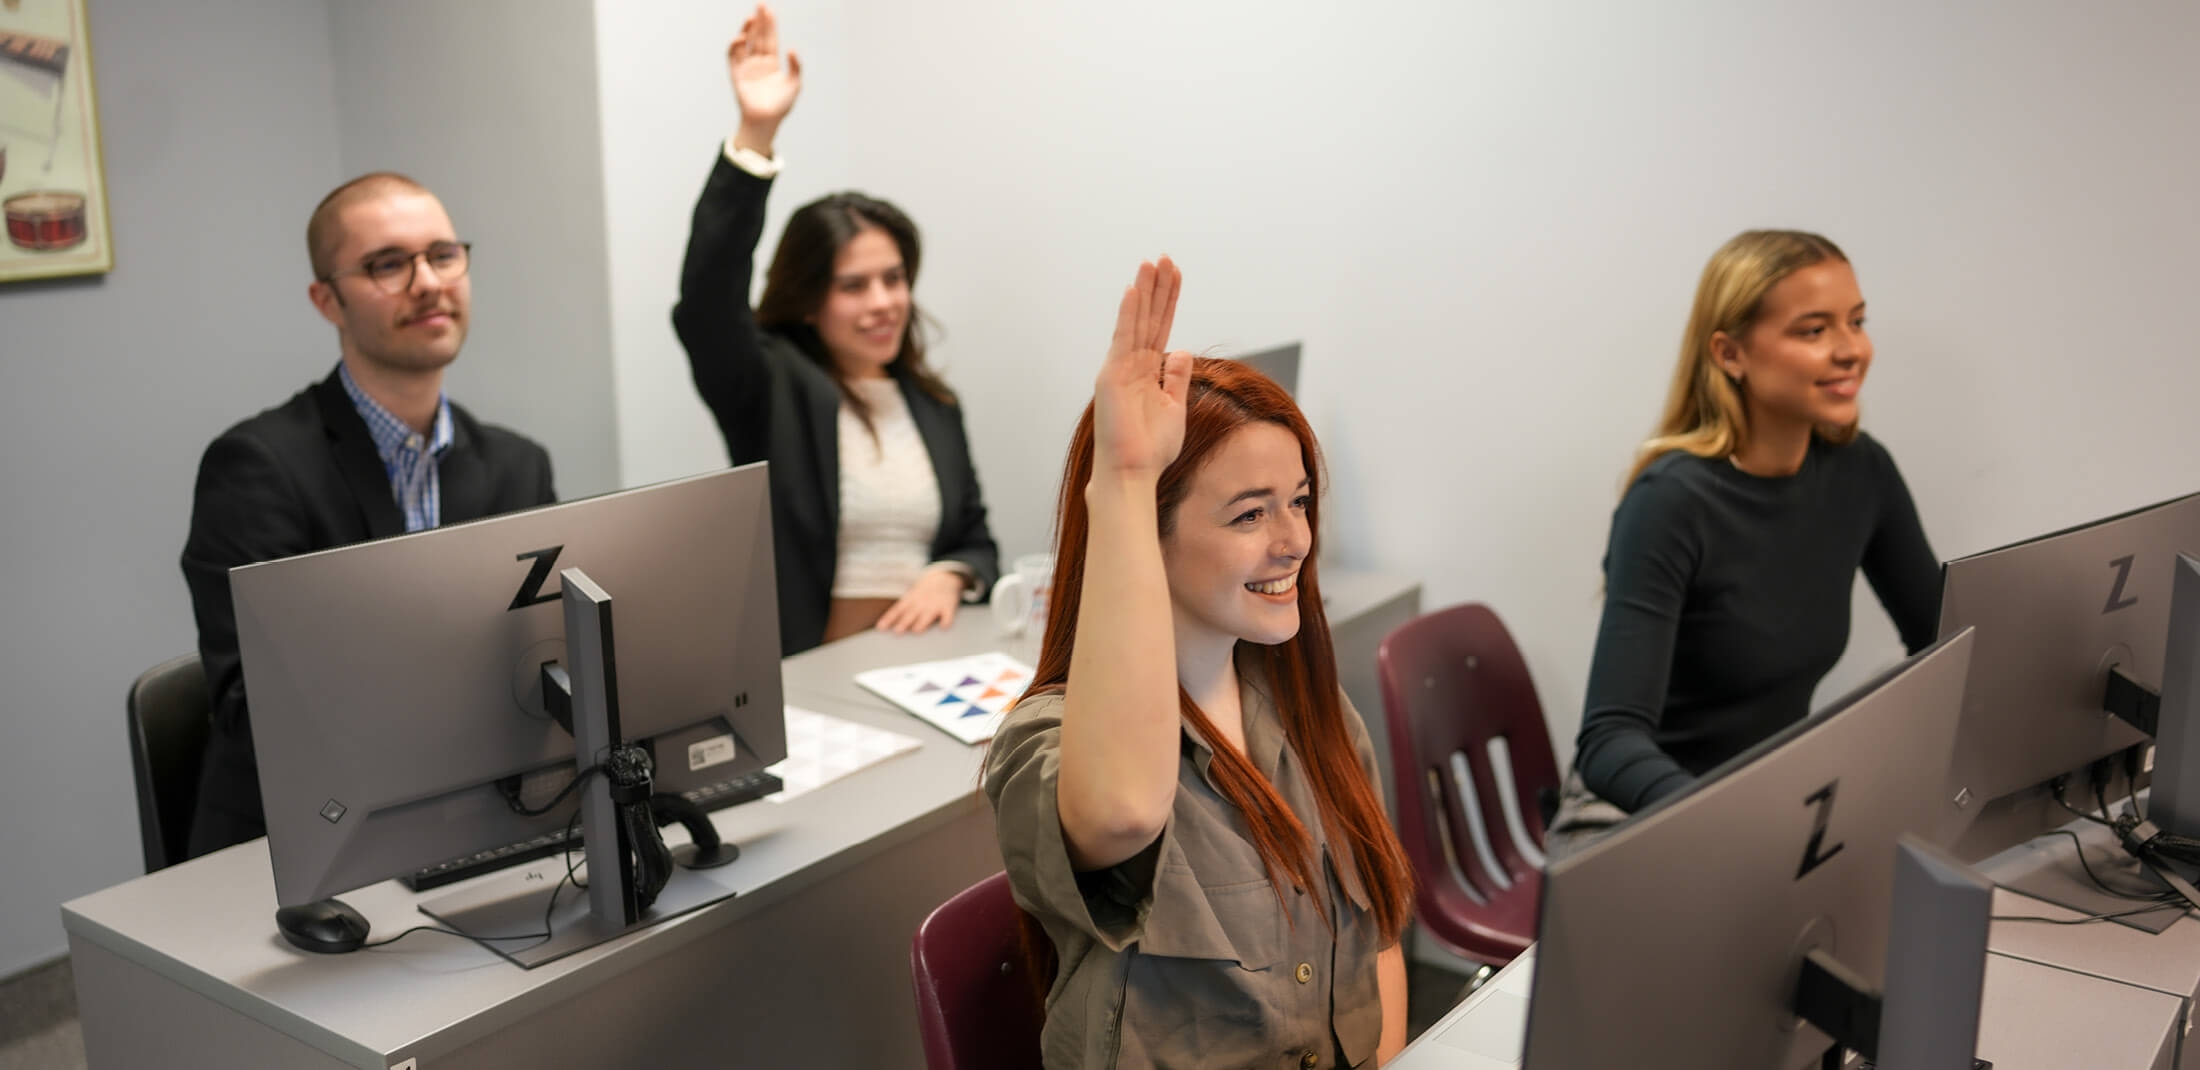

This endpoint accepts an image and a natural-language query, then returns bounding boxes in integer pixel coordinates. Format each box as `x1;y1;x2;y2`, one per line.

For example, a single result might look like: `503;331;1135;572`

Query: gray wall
0;0;625;978
0;0;344;979
328;0;621;500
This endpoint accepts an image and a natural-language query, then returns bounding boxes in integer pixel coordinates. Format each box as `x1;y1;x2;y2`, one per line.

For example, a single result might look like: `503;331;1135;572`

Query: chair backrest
910;870;1044;1070
1377;603;1562;961
126;653;210;873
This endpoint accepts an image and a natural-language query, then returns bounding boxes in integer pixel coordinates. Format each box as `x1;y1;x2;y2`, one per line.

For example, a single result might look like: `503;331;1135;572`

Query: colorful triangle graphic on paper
958;676;982;687
996;669;1026;682
979;687;1007;701
959;705;990;718
915;682;944;694
936;694;964;707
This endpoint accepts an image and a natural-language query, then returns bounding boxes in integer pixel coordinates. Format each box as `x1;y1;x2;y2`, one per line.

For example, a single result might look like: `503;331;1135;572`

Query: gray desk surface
1976;809;2200;1005
1389;946;2182;1070
1388;947;1534;1070
62;571;1419;1068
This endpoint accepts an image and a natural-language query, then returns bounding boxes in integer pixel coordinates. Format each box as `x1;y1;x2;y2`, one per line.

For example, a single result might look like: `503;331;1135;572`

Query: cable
1991;902;2186;926
364;804;593;952
500;763;602;817
2035;828;2180;904
2050;776;2113;828
360;859;579;951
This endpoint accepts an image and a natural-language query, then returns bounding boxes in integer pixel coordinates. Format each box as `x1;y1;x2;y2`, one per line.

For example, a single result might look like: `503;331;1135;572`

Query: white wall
594;0;857;489
0;0;344;979
328;0;623;499
809;0;2200;757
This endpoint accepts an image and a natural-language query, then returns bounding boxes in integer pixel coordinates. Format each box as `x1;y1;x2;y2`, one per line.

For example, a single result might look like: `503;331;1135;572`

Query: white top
833;378;944;598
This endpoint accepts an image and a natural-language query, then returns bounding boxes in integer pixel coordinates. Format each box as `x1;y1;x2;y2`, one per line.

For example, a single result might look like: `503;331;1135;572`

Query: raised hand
727;4;801;149
1091;258;1194;483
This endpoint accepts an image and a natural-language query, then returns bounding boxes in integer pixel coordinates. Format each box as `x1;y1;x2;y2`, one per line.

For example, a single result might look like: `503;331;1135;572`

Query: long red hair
1021;357;1415;945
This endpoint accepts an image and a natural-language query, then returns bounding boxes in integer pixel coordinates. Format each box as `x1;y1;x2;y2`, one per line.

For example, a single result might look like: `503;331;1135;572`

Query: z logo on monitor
508;546;565;611
2105;554;2140;614
1796;781;1846;881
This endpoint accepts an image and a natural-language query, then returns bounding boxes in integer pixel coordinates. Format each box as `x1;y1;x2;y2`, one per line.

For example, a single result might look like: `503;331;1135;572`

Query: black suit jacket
673;153;999;656
180;370;555;857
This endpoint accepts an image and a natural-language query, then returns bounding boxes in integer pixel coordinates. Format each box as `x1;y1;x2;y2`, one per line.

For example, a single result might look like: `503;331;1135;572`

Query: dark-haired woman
985;258;1415;1067
674;3;997;655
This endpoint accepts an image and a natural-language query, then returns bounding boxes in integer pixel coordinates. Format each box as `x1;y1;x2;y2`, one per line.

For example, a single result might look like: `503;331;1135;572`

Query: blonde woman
1552;231;1941;853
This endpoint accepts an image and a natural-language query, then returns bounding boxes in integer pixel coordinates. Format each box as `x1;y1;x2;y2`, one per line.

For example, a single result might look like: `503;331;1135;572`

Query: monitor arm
2104;666;2161;738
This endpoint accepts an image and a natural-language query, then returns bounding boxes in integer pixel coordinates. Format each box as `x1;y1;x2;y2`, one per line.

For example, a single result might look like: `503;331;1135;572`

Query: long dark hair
754;192;955;428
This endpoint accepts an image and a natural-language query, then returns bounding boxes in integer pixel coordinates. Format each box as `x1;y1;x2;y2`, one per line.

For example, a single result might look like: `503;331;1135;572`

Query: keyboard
399;769;784;892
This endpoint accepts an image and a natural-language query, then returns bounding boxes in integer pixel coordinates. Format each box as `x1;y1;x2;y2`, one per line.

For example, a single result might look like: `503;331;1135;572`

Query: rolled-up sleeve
986;693;1164;951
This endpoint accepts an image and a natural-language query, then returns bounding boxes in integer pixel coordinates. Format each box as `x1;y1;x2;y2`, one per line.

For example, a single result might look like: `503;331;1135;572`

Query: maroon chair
1377;602;1562;971
910;870;1045;1070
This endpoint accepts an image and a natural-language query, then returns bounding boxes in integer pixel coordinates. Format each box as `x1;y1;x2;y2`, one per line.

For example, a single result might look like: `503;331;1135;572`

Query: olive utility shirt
985;668;1389;1070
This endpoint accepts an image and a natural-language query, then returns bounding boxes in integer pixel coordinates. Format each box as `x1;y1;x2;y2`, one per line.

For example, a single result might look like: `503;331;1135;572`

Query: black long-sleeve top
1573;432;1941;812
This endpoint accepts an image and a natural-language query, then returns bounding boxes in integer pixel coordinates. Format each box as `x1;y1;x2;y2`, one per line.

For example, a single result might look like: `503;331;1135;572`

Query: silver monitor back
1231;341;1301;396
1938;492;2200;808
1523;629;1974;1069
234;464;786;907
2150;552;2200;838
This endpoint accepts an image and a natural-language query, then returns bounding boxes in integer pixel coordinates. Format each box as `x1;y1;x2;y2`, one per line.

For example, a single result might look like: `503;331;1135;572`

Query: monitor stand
1800;838;1995;1070
417;566;738;969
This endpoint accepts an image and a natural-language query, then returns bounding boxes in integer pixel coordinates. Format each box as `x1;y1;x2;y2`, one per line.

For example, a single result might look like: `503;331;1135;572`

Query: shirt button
1299;1051;1318;1069
1295;962;1313;984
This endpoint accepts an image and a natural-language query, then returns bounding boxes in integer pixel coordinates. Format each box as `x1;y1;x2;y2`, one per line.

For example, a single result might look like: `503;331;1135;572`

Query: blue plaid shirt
337;363;453;533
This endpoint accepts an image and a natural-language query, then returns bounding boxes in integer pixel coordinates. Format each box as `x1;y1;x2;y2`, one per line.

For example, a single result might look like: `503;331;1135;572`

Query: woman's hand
877;568;969;634
1090;257;1194;485
727;4;801;155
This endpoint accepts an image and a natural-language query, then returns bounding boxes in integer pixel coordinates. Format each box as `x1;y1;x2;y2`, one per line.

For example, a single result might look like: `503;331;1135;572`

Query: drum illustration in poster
0;0;111;283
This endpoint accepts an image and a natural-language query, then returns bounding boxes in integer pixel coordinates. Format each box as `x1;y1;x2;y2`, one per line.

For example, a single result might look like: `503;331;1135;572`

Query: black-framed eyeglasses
322;241;472;294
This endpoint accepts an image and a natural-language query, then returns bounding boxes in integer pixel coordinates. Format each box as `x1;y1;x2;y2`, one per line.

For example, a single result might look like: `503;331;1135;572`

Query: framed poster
0;0;111;283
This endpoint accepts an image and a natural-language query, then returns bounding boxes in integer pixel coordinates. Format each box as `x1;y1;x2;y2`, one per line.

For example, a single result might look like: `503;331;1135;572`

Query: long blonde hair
1624;229;1858;491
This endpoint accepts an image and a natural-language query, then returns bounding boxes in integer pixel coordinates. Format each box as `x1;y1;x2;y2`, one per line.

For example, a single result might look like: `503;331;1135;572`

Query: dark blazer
673;153;999;657
180;369;555;857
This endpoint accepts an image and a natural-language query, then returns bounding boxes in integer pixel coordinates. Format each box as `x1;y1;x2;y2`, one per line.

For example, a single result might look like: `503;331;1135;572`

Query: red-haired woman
983;259;1416;1068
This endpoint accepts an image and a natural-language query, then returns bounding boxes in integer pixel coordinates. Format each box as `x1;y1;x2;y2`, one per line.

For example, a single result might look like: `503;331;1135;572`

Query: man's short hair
306;172;433;279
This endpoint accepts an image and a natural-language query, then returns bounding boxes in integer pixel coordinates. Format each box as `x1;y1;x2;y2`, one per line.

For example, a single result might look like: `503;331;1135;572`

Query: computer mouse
274;898;371;954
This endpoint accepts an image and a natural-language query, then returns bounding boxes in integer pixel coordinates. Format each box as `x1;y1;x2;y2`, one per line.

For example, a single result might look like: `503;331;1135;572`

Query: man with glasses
179;172;556;858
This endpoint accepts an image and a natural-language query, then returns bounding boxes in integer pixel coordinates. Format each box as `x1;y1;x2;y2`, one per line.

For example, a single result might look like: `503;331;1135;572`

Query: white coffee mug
990;553;1056;639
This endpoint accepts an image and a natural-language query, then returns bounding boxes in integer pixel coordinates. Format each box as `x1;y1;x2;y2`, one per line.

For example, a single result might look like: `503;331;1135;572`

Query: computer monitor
1524;630;1985;1069
2151;552;2200;840
1936;492;2200;820
234;464;787;939
1231;341;1300;396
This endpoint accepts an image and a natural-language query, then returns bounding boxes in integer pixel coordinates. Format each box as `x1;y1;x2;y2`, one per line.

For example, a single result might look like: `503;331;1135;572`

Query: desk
63;573;1420;1069
1387;945;2183;1070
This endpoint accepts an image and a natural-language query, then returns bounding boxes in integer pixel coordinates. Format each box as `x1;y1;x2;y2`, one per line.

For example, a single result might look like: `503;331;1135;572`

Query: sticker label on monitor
688;734;738;772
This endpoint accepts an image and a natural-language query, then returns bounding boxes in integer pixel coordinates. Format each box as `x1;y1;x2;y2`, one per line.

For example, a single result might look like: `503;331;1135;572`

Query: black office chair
126;653;211;873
